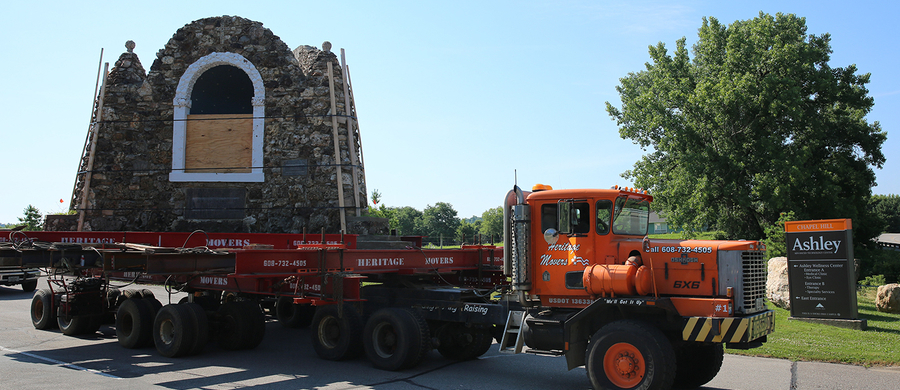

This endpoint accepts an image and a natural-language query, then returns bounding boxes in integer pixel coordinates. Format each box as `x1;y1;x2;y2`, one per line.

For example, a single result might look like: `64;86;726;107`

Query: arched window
170;52;265;182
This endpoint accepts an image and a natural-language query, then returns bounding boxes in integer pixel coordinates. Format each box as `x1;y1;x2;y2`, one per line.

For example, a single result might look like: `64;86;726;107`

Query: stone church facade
64;16;369;234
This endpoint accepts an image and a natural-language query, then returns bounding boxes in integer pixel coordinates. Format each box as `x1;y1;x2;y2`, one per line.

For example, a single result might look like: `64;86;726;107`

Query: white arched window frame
169;52;265;182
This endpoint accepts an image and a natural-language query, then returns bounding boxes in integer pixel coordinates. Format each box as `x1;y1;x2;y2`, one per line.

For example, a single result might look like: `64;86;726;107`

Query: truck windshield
612;197;649;235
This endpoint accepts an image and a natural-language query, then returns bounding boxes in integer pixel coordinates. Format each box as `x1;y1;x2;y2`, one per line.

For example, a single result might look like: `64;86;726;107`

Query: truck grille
741;251;766;313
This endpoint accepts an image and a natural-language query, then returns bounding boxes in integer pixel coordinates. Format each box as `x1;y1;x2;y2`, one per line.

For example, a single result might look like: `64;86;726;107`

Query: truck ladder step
498;310;526;354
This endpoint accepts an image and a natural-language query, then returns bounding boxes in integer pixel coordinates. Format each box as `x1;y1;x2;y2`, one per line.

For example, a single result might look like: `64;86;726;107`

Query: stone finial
322;41;332;53
126;40;136;53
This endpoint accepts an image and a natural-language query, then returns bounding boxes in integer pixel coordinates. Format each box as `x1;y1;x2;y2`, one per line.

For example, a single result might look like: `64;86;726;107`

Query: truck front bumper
682;310;775;344
0;268;41;286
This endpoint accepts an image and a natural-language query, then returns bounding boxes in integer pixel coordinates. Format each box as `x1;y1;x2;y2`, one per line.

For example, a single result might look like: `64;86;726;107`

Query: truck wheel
276;296;315;328
154;304;201;357
672;343;724;389
31;289;56;330
138;289;155;300
21;279;38;293
363;308;430;370
183;302;210;355
216;301;265;350
117;289;140;307
311;304;363;361
436;323;492;360
116;298;154;348
58;314;97;336
585;320;675;390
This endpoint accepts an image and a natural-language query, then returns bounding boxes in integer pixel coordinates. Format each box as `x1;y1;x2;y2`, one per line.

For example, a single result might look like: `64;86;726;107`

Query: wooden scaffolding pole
77;62;109;232
327;61;347;232
340;49;362;216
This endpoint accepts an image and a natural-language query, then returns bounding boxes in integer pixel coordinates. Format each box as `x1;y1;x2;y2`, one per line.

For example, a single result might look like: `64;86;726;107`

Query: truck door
532;200;594;298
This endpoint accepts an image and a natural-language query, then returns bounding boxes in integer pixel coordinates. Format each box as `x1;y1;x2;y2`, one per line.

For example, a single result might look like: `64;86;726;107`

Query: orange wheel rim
603;342;644;388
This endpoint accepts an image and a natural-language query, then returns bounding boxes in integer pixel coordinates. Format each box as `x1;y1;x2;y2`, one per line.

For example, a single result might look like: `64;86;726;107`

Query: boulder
876;284;900;314
766;257;790;310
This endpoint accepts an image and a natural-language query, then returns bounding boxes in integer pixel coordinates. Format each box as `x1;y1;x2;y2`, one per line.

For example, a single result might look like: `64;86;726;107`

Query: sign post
785;219;866;330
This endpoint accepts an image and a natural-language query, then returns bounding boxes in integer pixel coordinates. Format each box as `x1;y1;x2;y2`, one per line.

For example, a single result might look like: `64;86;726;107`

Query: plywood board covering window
185;114;253;173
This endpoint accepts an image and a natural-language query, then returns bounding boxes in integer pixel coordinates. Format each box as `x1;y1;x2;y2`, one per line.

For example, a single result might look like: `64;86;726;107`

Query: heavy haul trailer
5;184;775;390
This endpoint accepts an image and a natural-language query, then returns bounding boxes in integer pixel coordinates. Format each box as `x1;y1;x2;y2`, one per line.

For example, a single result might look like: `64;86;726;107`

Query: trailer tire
118;289;140;307
276;297;315;328
672;343;724;389
363;308;430;371
138;289;155;300
311;304;363;361
585;320;675;390
436;323;493;361
216;301;265;350
31;289;56;330
154;304;201;357
58;314;97;336
183;303;210;356
116;298;154;348
21;279;38;293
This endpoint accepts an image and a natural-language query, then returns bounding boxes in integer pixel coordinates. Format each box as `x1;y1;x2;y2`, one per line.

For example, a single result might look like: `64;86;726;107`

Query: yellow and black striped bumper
682;310;775;343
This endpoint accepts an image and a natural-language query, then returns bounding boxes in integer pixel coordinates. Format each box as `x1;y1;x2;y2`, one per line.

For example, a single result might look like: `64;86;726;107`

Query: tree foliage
393;206;425;235
456;220;481;243
607;13;886;247
480;206;503;241
870;194;900;233
18;205;43;231
423;202;460;239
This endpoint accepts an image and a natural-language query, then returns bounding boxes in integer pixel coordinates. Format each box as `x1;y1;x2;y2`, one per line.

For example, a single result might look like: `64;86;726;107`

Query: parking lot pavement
2;283;899;389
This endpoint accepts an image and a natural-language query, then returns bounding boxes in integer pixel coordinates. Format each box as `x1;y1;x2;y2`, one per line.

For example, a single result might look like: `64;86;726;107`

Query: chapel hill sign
785;219;866;329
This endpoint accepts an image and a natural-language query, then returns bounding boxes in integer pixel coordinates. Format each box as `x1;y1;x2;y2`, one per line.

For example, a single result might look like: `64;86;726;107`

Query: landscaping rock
766;257;790;310
876;283;900;313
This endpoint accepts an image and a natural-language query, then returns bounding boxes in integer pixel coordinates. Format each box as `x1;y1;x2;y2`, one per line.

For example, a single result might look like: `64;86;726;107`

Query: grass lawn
727;287;900;366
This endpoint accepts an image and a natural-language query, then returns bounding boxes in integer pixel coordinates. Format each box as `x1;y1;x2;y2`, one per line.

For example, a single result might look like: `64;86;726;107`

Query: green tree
762;211;796;258
480;206;503;242
423;202;460;240
870;194;900;233
456;220;480;243
607;13;886;248
18;205;43;231
393;206;424;236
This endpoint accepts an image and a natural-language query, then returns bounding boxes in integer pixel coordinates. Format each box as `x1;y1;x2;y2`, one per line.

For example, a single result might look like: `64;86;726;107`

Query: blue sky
1;0;897;224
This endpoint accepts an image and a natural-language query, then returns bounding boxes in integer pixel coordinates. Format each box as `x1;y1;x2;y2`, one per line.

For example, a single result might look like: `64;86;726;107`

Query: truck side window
572;202;590;234
596;200;612;235
613;197;650;235
541;204;557;232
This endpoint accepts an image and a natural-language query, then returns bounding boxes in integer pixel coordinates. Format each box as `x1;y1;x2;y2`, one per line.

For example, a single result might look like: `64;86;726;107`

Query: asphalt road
1;281;898;390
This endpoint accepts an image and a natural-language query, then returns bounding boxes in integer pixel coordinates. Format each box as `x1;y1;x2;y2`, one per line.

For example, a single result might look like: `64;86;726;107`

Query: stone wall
67;16;368;234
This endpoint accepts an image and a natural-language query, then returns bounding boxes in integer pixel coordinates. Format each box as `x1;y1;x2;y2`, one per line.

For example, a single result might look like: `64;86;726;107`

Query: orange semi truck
9;184;773;390
502;184;773;389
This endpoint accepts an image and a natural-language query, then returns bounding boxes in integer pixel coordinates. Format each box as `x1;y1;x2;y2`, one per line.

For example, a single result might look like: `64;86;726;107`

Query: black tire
138;289;155;300
363;308;430;371
436;323;493;360
21;279;38;293
116;298;154;348
31;289;56;330
58;313;97;336
146;297;163;315
673;343;724;389
183;303;210;356
193;295;220;311
311;304;364;361
216;301;266;350
585;320;676;390
276;296;315;328
117;289;140;307
153;304;199;357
